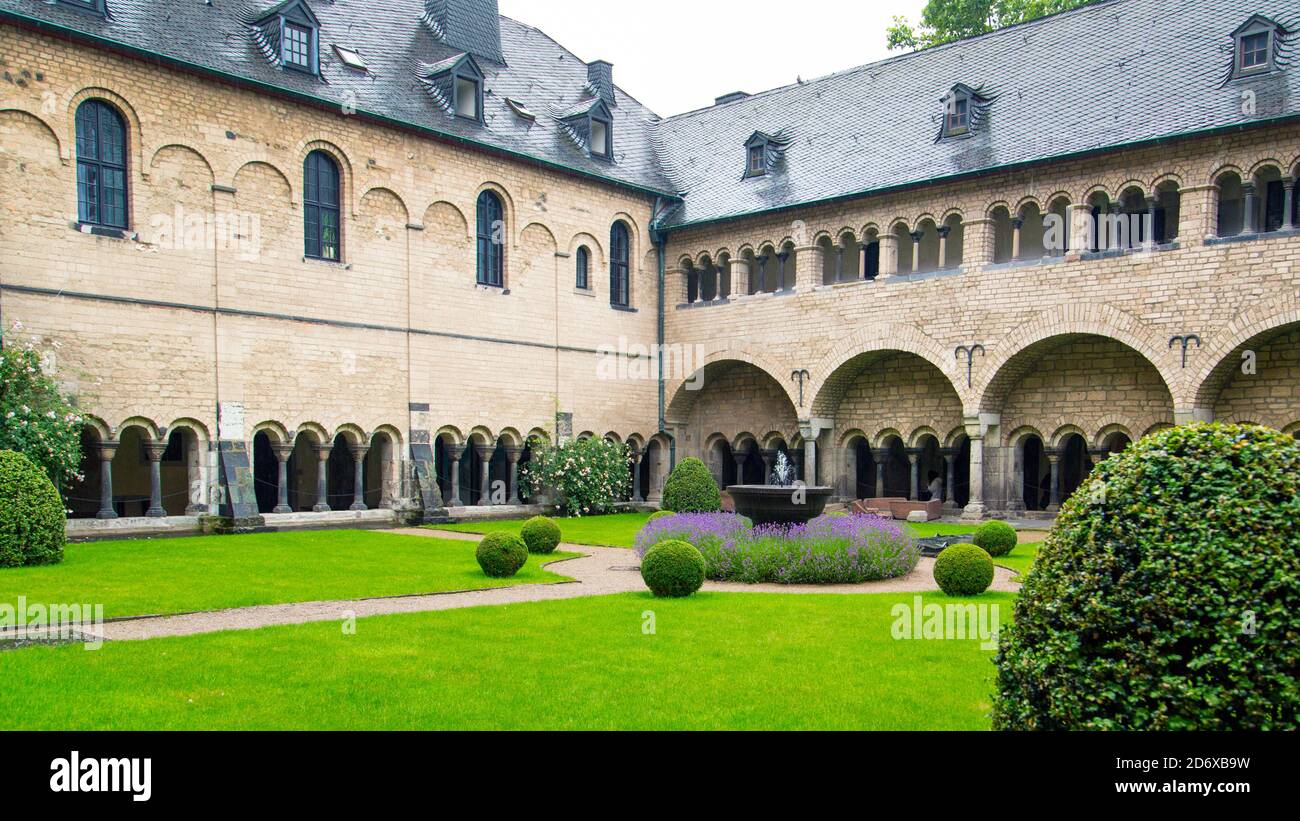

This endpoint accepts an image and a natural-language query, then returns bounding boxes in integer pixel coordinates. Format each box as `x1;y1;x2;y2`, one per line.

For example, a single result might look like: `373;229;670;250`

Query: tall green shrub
994;424;1300;730
0;450;67;567
0;329;83;490
661;458;721;513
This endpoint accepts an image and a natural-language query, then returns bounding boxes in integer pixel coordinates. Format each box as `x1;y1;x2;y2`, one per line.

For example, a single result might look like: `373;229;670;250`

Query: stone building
0;0;1296;531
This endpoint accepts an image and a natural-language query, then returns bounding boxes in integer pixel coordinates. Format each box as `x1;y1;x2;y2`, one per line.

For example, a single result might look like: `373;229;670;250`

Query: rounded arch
760;431;790;450
359;186;411;224
525;427;551;446
473;181;517;243
907;426;941;449
466;425;495;447
943;425;970;449
294;138;355;213
370;424;405;451
422;200;470;240
251;420;291;445
1093;423;1135;449
1003;424;1046;449
0;107;63;159
873;428;906;449
837;427;869;448
666;347;800;420
436;425;466;447
149;143;216;182
973;304;1176;414
1149;171;1186;193
65;88;144;170
79;414;112;441
233;159;294;202
1048;423;1089;449
294;421;331;446
984;201;1012;220
1190;298;1300;411
809;322;963;417
625;432;647;453
164;417;211;441
1245;157;1286;180
568;232;606;267
115;415;160;441
332;423;368;447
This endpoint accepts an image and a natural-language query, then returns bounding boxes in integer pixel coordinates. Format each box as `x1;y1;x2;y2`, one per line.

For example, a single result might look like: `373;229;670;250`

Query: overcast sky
497;0;930;117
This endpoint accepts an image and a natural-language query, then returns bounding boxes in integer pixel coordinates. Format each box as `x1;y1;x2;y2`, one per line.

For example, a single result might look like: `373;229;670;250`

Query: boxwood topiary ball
476;532;528;578
932;543;994;596
994;423;1300;731
661;458;722;513
646;510;676;524
973;520;1017;557
640;539;706;598
0;450;67;568
520;516;562;554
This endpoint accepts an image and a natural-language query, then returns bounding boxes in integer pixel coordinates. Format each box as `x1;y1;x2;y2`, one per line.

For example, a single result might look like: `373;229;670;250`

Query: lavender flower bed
636;512;919;585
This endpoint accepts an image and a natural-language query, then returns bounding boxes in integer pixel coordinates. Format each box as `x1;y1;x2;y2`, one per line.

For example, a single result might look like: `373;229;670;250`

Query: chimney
588;61;615;106
715;91;750;107
426;0;504;65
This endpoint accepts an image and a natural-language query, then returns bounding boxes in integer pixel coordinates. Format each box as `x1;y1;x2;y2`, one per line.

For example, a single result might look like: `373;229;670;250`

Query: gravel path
4;528;1019;643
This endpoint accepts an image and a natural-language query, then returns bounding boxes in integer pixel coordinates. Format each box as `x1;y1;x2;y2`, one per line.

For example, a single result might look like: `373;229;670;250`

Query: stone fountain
726;452;834;526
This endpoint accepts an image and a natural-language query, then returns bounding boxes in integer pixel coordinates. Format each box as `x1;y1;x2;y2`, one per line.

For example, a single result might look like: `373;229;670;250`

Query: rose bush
525;436;631;516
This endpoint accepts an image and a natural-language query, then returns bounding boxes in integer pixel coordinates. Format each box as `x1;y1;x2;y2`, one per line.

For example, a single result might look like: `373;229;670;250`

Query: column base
313;503;331;513
146;508;167;518
272;505;293;514
960;503;987;521
349;502;368;511
96;510;118;520
1046;504;1060;513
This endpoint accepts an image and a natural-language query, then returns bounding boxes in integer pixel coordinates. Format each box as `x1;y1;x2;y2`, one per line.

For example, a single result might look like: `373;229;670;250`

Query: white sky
497;0;930;116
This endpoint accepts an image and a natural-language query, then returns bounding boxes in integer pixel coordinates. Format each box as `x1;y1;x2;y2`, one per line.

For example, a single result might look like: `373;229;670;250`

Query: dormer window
283;23;312;70
946;94;970;135
742;132;787;178
1231;16;1284;78
557;98;615;161
938;84;991;141
250;1;321;76
455;73;482;120
57;0;107;14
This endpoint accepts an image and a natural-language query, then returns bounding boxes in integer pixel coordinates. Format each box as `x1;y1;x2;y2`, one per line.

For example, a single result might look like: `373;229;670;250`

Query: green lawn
0;531;576;619
993;543;1041;580
436;512;652;548
0;591;1012;730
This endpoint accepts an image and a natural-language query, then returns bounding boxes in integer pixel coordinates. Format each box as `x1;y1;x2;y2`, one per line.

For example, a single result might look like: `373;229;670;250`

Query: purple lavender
636;512;919;584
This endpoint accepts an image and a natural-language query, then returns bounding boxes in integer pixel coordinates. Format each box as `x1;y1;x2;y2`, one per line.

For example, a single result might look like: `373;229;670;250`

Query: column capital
503;445;524;461
98;440;121;461
145;441;169;461
348;442;369;460
312;443;333;459
272;442;296;460
473;442;494;461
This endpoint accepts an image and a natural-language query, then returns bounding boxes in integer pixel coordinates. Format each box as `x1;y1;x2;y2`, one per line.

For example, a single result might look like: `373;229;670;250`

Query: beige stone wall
0;26;661;510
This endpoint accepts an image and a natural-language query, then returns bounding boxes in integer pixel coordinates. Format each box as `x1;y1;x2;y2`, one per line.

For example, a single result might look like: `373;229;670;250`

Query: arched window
576;246;590;289
303;150;340;261
610;220;630;306
476;190;505;287
75;100;128;229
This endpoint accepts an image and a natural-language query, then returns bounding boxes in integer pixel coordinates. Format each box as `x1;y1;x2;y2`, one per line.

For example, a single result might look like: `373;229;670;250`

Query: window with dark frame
455;73;481;121
748;144;766;176
610;221;630;307
1240;30;1271;71
303;150;341;261
946;95;969;135
283;22;313;70
476;191;505;287
75;99;129;229
590;117;611;158
576;246;590;289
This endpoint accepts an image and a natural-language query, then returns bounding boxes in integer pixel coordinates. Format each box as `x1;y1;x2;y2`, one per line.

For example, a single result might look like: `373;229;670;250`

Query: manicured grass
0;591;1012;730
993;543;1041;580
436;512;652;548
905;522;981;538
0;531;575;619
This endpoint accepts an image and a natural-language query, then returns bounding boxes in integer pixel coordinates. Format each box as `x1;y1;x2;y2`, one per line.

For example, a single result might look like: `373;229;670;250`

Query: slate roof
652;0;1300;228
0;0;674;196
2;0;1299;232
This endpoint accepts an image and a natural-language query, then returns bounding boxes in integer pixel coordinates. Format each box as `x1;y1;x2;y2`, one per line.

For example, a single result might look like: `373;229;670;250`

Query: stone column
907;231;921;272
96;440;119;519
879;234;899;278
1010;217;1024;260
1006;443;1026;514
734;452;748;486
871;449;888;498
790;448;806;482
505;446;523;505
1144;196;1159;248
474;444;493;505
861;242;873;279
760;449;777;485
937;225;950;269
834;246;844;283
145;441;168;518
1067;202;1094;254
1283;178;1296;231
942;447;959;511
802;440;817;486
272;442;294;514
1046;449;1063;512
348;443;368;511
906;449;921;500
730;258;751;296
754;254;769;293
447;452;463;506
312;443;332;512
793;245;820;292
630;450;644;502
961;434;987;521
1240;182;1256;235
962;218;995;267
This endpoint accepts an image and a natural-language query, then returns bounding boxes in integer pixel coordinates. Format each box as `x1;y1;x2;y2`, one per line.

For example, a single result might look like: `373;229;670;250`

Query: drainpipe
651;197;676;473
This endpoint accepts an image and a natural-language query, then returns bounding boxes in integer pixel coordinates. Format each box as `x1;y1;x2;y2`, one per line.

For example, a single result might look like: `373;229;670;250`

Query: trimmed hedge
640;539;706;598
661;458;722;513
520;516;562;554
973;520;1017;557
932;543;994;596
0;450;66;568
647;510;676;524
475;532;528;578
994;423;1300;730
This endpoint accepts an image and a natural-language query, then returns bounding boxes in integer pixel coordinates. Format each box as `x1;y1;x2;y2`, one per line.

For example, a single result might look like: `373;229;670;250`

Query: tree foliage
0;328;83;492
887;0;1097;51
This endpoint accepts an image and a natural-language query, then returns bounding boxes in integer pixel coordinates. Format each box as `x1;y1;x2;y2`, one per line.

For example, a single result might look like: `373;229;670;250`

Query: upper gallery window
75;99;129;229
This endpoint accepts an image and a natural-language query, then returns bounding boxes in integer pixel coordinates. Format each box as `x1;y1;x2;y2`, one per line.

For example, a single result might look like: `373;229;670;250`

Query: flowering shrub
526;436;631;517
638;512;918;585
0;327;83;491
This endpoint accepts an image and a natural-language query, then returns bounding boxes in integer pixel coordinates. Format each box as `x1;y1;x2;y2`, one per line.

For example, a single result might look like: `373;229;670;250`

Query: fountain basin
726;485;834;526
